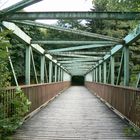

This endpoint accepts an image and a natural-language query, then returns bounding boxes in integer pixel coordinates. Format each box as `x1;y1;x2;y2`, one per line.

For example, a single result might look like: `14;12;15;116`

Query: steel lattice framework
1;0;140;86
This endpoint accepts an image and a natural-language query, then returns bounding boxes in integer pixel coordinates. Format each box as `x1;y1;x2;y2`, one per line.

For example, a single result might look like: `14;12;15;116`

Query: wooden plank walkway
13;86;139;140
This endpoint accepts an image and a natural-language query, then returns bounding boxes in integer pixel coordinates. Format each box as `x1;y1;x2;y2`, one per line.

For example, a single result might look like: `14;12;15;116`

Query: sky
0;0;93;24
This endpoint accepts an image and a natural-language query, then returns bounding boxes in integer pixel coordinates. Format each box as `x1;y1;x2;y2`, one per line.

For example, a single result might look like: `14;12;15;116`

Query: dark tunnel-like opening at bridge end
71;76;85;86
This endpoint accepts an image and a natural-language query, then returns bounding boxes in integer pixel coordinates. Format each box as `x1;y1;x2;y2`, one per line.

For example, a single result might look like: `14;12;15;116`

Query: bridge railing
3;81;70;118
85;82;140;128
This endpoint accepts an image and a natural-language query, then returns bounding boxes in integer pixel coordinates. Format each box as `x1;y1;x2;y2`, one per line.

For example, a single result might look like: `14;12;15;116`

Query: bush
0;88;31;137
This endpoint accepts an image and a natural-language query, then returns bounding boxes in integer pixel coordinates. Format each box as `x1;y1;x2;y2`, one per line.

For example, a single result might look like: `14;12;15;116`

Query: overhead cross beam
51;53;101;58
48;44;113;52
86;23;140;74
2;21;70;74
32;40;116;45
4;11;140;20
12;20;121;42
0;0;42;14
50;51;107;56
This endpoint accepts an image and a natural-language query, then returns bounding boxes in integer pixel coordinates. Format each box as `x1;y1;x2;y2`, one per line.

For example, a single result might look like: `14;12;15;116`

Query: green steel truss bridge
1;0;140;139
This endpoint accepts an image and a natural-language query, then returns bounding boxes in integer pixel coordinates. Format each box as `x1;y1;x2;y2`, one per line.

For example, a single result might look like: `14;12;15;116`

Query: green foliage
124;126;140;136
0;88;31;137
0;30;11;88
0;30;31;138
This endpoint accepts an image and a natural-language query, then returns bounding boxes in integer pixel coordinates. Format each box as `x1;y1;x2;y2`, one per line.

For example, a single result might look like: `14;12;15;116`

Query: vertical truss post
96;67;98;82
93;69;96;82
61;69;63;82
116;51;124;85
40;55;45;83
92;70;94;82
99;64;102;83
31;48;38;84
49;61;53;83
58;67;61;82
45;62;48;83
107;63;111;83
25;46;31;85
124;46;129;86
110;55;115;85
54;65;57;82
103;61;107;83
136;73;140;88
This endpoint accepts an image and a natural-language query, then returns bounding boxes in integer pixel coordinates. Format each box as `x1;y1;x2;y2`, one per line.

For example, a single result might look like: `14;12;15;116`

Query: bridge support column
49;61;53;83
99;64;102;83
40;55;45;83
25;46;31;85
54;65;57;82
93;69;96;82
110;56;115;85
96;67;98;82
124;46;129;86
58;67;61;81
103;61;107;83
61;69;63;81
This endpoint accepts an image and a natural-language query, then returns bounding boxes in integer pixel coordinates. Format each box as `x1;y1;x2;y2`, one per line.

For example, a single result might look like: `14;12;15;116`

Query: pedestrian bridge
1;0;140;139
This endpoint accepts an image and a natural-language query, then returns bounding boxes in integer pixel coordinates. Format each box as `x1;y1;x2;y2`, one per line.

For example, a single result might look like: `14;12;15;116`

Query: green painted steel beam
49;61;53;83
110;56;115;85
123;46;129;86
48;44;112;53
54;65;57;82
103;61;107;83
51;53;100;58
116;52;124;85
40;55;45;83
2;21;70;75
86;23;140;75
136;73;140;88
5;12;140;20
1;0;42;14
59;59;98;63
62;62;95;66
32;40;116;45
25;46;31;85
12;20;121;42
99;64;102;82
57;57;101;61
50;51;106;56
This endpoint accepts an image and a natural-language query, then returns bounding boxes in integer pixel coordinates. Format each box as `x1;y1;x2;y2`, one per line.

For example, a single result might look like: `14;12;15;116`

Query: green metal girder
25;46;31;85
123;46;129;86
110;56;115;85
62;62;95;66
40;55;45;83
50;51;106;56
136;73;140;88
48;44;112;53
86;23;140;75
32;40;116;45
5;12;140;20
2;21;70;75
99;64;102;82
12;20;121;42
51;53;100;58
116;52;124;85
57;57;101;61
103;61;107;83
59;59;98;63
31;48;38;84
54;65;57;82
1;0;42;14
49;61;53;83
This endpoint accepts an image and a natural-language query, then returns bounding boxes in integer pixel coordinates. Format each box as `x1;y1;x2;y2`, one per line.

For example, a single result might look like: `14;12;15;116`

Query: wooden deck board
12;86;139;140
